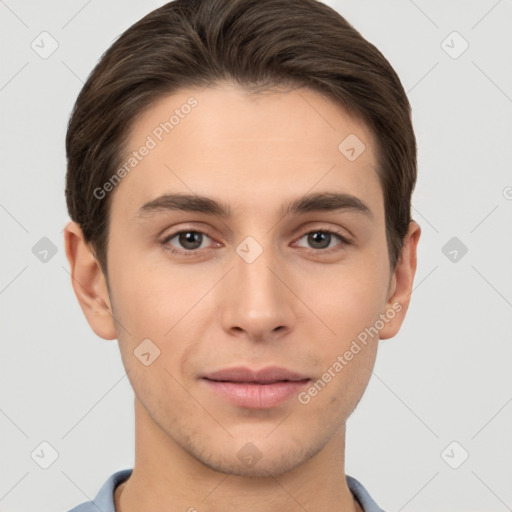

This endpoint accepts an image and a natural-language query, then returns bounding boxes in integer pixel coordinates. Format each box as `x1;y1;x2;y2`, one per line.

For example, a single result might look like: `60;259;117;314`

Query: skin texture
64;81;420;512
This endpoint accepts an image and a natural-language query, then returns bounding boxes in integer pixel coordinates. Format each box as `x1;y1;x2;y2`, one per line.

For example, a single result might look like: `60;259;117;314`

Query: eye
294;229;350;252
161;229;215;255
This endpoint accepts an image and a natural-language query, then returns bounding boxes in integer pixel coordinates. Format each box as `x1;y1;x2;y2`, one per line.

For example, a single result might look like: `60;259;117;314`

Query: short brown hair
65;0;416;278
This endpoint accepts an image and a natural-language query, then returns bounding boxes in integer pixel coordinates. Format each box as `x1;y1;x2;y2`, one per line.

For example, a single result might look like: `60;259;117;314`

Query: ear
379;220;421;340
63;221;117;340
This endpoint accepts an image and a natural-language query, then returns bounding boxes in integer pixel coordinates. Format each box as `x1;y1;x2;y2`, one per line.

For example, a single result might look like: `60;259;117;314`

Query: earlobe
379;221;421;340
63;221;117;340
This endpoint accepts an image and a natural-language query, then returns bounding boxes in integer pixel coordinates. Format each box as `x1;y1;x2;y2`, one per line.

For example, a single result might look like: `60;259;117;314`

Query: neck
115;397;362;512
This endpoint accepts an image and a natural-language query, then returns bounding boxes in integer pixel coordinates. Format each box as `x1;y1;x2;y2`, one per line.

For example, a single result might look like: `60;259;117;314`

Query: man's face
104;82;395;476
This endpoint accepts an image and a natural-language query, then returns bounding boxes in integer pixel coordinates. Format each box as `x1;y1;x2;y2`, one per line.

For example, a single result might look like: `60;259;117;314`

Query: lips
202;366;310;384
201;366;311;408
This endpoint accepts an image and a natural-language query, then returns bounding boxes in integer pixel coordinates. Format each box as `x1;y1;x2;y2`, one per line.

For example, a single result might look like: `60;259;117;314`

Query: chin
191;439;320;479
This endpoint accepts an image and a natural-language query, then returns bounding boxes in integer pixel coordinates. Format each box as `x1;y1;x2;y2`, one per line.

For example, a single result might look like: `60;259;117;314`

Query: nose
220;238;296;343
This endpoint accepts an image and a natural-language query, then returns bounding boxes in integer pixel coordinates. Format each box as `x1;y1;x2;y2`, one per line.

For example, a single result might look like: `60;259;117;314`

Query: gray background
1;1;511;511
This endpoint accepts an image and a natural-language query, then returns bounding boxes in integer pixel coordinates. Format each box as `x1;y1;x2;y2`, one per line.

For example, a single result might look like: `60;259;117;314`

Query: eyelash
160;227;351;256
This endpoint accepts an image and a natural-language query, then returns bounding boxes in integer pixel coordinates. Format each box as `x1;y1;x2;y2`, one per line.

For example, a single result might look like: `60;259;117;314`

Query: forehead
110;81;382;220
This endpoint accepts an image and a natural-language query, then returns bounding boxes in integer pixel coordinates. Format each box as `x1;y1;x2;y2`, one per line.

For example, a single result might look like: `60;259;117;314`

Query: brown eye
295;230;349;252
307;231;333;249
176;231;204;250
161;230;213;255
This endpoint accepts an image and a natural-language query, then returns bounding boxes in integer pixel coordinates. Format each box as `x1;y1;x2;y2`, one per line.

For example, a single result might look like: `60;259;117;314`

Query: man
64;0;420;510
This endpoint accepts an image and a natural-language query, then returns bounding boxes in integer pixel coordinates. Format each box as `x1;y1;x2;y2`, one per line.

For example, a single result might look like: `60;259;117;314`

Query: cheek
107;259;197;402
292;250;389;411
108;247;196;336
300;258;390;344
107;252;214;385
296;281;381;421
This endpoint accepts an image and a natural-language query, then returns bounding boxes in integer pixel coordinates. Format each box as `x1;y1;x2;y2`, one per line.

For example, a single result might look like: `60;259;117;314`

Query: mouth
202;365;310;383
201;366;311;408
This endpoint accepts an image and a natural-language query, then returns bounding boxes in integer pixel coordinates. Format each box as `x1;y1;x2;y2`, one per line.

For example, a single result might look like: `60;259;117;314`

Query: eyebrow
136;192;373;220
